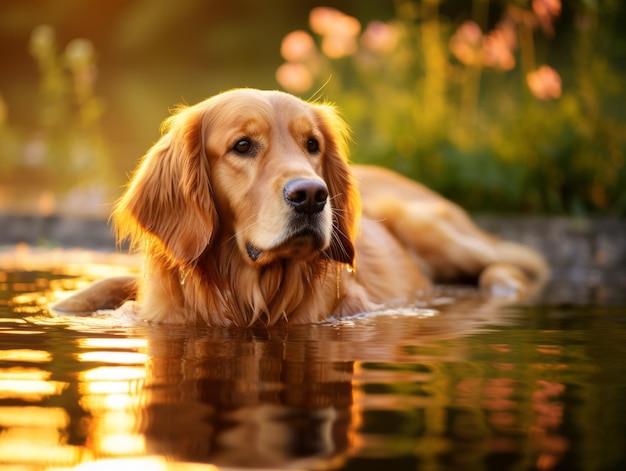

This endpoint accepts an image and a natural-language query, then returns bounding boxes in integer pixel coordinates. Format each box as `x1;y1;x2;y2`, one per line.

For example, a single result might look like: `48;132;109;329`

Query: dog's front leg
50;276;138;315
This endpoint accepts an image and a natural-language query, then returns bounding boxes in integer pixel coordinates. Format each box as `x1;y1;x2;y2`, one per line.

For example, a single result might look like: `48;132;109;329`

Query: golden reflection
0;367;67;401
78;338;148;349
80;392;138;411
96;409;139;431
98;434;145;456
0;349;52;362
1;246;140;313
0;407;86;469
77;351;148;365
80;379;137;395
11;292;46;304
0;405;68;428
0;328;45;335
79;366;145;394
349;365;365;452
0;318;27;324
65;456;219;471
77;365;147;458
0;245;139;274
0;427;86;467
81;366;146;382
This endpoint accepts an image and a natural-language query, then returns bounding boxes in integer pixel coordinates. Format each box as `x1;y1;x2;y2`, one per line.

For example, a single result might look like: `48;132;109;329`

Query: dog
51;89;548;326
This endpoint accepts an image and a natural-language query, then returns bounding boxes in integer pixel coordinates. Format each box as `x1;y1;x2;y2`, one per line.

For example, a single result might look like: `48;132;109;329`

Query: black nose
283;179;328;214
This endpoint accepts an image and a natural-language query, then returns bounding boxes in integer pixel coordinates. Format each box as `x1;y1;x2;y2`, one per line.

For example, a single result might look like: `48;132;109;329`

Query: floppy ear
314;103;360;267
113;104;218;265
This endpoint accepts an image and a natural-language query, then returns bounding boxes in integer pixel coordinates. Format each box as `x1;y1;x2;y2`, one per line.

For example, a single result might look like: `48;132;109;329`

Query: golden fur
51;89;548;326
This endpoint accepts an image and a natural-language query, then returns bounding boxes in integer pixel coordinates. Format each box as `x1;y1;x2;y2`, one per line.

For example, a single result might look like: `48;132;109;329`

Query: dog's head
114;89;359;269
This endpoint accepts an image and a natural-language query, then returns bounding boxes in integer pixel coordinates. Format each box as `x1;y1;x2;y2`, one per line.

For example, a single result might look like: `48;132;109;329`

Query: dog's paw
49;296;98;316
49;276;138;316
479;263;530;297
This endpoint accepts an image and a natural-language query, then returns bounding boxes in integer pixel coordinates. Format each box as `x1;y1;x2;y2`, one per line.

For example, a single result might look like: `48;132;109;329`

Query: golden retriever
51;89;548;326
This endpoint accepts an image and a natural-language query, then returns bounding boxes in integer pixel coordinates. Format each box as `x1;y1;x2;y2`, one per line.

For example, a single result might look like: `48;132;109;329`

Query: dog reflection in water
72;292;541;469
139;327;355;467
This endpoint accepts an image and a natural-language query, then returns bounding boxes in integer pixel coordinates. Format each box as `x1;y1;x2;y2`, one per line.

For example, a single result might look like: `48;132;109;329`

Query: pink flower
361;21;399;53
321;34;358;59
527;65;562;100
483;28;516;70
280;30;317;62
309;7;361;59
449;21;483;65
309;7;359;37
494;18;518;50
532;0;562;35
275;63;314;94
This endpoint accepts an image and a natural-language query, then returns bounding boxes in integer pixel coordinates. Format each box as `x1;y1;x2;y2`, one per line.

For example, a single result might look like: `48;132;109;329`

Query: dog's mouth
245;227;328;264
245;241;264;262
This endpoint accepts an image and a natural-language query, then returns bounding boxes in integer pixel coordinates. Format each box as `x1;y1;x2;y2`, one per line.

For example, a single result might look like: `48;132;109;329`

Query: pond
1;247;625;471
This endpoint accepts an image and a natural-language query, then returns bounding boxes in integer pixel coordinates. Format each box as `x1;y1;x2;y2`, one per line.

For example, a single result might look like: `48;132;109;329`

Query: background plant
0;25;112;215
0;1;624;217
276;0;626;215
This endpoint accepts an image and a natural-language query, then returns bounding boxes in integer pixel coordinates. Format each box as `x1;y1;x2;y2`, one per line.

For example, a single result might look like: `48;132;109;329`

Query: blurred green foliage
0;25;112;215
277;1;626;215
0;0;624;216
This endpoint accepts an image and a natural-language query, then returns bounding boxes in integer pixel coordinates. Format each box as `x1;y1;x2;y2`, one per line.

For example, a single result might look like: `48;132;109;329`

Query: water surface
1;248;625;471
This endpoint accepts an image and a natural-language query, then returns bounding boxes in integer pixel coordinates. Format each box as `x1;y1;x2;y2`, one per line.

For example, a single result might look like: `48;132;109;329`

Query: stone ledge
0;213;117;250
475;216;626;287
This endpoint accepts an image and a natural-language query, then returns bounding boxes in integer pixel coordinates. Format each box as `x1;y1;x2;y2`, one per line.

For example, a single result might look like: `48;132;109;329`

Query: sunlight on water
330;306;440;325
63;457;220;471
77;351;148;364
0;248;625;470
0;349;52;362
0;368;68;401
77;338;148;349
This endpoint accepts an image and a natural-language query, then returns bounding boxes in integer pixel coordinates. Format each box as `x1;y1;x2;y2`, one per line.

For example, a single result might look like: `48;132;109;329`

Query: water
1;249;625;471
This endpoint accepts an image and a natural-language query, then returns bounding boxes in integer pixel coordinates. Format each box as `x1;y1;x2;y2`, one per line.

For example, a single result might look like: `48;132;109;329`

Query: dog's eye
232;138;253;155
307;137;320;154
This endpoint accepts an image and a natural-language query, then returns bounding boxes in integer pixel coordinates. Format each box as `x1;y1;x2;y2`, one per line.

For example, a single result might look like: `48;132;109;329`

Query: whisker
219;218;262;250
308;75;333;103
